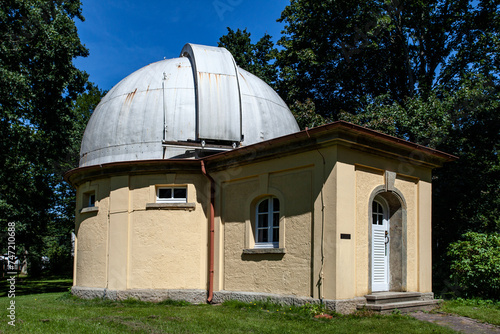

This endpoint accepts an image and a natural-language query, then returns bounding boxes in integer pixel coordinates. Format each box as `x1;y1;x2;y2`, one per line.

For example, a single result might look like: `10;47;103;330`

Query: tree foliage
276;0;500;118
44;83;105;275
219;27;328;129
448;232;500;299
341;74;500;241
0;0;91;275
289;99;329;130
220;0;500;291
218;27;279;88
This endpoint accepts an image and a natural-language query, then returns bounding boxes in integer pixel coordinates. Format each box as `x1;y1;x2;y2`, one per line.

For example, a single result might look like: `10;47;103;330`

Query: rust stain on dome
124;88;138;106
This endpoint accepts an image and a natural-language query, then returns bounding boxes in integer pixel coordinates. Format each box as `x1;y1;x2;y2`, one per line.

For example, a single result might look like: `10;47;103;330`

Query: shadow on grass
0;275;72;297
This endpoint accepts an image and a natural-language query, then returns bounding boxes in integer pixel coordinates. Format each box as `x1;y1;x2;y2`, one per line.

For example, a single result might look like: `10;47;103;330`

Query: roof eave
203;121;457;170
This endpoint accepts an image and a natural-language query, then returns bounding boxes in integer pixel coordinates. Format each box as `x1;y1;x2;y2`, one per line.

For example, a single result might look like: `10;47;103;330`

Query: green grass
0;275;72;297
0;277;495;333
439;298;500;326
0;292;456;334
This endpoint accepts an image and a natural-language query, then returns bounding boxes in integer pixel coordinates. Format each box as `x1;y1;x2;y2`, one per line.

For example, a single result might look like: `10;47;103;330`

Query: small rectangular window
173;188;187;199
158;188;172;199
157;186;187;203
83;191;96;208
88;194;96;207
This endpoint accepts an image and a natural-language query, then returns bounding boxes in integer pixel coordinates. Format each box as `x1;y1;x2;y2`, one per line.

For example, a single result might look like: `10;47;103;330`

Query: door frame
371;197;390;292
367;186;408;293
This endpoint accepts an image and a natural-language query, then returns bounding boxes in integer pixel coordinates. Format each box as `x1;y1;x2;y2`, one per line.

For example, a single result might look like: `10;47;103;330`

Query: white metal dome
79;44;300;167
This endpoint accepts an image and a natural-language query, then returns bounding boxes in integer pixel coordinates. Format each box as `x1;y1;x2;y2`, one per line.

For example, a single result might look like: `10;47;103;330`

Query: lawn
0;275;72;298
0;291;456;334
438;298;500;326
0;276;497;333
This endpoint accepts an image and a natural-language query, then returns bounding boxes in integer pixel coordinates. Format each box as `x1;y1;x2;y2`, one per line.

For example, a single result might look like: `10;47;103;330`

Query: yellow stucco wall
211;149;325;297
394;176;418;292
354;165;384;296
334;161;357;299
211;143;435;300
74;173;209;291
128;174;208;290
221;168;313;296
73;141;436;300
417;180;433;292
74;179;110;288
348;144;433;297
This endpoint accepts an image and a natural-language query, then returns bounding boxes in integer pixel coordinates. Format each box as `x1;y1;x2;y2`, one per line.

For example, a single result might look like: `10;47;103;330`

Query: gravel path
410;311;500;334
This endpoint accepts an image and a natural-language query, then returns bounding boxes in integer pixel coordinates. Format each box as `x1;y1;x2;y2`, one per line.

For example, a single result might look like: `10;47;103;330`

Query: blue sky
74;0;289;90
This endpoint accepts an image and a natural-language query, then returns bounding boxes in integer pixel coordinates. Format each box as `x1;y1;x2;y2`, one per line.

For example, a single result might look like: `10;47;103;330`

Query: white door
372;200;389;291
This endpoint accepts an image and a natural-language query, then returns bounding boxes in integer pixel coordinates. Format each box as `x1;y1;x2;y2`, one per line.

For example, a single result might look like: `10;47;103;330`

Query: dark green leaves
276;0;500;118
218;28;279;88
0;0;96;276
221;0;500;293
448;232;500;299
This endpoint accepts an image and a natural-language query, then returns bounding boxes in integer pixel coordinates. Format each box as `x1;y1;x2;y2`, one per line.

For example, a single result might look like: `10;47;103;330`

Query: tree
275;0;500;292
219;27;328;129
341;74;500;234
340;74;500;293
0;0;89;275
447;232;500;299
276;0;500;118
289;99;329;130
45;83;105;275
218;28;279;88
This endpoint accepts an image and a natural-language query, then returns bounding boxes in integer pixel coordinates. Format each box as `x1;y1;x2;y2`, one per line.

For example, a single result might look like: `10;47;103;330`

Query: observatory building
66;44;454;313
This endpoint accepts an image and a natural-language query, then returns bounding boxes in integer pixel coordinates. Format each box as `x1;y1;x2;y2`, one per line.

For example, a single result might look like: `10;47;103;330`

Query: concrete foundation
71;286;367;314
71;286;207;304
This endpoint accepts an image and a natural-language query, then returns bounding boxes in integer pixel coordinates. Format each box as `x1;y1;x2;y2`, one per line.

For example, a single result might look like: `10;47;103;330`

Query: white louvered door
372;200;389;291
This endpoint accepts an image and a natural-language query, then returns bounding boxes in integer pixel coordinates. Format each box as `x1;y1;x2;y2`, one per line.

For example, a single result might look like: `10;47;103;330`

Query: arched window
255;197;280;248
372;200;384;225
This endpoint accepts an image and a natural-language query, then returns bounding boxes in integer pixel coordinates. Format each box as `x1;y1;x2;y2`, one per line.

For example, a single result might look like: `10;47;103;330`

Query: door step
357;292;442;314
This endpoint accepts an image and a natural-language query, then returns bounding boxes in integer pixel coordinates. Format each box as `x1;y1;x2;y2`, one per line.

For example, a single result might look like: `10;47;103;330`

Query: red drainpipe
201;160;215;303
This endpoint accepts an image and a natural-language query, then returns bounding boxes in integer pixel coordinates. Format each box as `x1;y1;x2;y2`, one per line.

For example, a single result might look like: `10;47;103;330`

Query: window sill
146;203;196;211
80;206;99;214
242;248;286;255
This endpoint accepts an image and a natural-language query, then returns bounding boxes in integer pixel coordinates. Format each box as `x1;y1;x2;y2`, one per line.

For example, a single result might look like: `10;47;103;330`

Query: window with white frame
156;187;187;203
372;201;384;225
255;197;280;248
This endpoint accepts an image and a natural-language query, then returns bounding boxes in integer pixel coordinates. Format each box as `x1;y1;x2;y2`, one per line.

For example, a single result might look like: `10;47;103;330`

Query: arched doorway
370;191;405;292
371;197;389;291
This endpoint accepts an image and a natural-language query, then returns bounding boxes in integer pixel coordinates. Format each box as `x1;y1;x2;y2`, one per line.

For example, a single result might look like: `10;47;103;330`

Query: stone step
357;299;442;314
364;292;423;304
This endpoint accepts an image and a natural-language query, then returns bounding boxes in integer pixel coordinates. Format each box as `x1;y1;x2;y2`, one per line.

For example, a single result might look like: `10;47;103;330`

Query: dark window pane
158;188;172;198
378;215;383;225
372;202;377;213
273;198;280;212
372;214;377;225
258;229;268;242
89;194;96;207
258;214;268;228
273;213;279;226
173;188;187;199
258;199;268;213
273;228;279;243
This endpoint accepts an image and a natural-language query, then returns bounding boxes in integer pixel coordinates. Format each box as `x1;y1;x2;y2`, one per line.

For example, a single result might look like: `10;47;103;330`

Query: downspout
201;160;215;303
